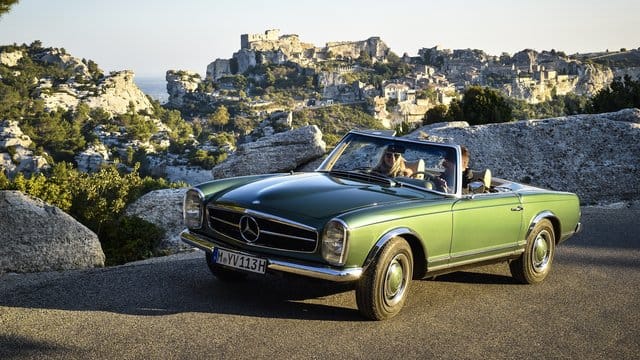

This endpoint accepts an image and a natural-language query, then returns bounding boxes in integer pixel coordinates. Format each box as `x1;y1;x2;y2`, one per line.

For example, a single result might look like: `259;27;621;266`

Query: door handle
511;206;524;212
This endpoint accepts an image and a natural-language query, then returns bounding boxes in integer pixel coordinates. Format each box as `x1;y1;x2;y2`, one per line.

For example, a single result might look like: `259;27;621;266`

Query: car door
449;192;523;265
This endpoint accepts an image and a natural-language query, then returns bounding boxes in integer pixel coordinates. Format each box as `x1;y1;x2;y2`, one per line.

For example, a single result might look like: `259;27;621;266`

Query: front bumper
180;230;362;282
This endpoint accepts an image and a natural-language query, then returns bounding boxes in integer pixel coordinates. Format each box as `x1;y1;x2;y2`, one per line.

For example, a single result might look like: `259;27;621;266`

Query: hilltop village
168;29;631;128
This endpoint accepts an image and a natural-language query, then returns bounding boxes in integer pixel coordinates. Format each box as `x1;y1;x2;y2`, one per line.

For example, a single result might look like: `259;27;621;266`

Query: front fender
361;227;426;278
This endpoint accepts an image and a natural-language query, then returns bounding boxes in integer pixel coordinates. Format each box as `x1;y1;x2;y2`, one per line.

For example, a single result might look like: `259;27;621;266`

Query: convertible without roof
181;130;581;320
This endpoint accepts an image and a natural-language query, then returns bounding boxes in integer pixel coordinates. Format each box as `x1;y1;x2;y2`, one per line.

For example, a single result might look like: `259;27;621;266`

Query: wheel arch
362;227;427;280
527;211;561;244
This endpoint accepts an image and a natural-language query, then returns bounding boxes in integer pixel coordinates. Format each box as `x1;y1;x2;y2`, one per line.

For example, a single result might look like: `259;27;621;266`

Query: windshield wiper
325;169;397;187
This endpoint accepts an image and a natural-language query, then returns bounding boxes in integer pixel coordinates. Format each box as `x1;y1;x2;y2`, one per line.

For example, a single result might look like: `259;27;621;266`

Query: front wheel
356;237;413;320
510;219;555;284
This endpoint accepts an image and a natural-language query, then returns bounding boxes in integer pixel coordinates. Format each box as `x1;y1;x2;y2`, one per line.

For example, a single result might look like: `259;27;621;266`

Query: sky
0;0;638;78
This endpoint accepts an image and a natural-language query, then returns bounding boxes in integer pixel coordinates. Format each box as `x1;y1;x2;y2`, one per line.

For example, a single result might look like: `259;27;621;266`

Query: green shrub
100;216;165;266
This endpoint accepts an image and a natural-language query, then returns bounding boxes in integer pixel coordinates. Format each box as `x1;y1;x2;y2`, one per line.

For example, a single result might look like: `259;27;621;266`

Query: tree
0;0;19;18
460;86;512;125
208;105;230;131
359;50;372;67
445;99;464;121
590;75;640;113
423;105;449;125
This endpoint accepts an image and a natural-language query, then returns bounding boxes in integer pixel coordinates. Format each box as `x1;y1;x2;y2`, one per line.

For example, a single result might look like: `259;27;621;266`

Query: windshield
317;132;460;195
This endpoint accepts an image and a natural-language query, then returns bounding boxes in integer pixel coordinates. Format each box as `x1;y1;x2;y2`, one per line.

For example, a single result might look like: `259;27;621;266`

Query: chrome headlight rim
183;188;205;230
321;218;349;266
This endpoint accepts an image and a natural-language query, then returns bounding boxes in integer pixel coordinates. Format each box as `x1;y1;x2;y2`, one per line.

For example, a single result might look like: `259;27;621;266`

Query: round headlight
183;188;204;229
321;220;348;266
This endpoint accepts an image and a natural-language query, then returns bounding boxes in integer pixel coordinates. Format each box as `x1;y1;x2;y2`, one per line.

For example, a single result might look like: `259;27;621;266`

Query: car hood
214;172;427;221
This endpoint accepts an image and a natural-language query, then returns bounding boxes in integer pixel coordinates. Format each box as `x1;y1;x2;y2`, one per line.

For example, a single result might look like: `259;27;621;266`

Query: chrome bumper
180;230;362;282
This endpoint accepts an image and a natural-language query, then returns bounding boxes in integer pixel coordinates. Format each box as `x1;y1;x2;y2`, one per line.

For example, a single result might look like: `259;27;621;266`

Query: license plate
212;248;267;275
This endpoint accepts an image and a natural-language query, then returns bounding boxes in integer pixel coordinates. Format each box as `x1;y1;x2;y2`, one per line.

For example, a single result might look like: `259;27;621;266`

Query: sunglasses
385;152;401;159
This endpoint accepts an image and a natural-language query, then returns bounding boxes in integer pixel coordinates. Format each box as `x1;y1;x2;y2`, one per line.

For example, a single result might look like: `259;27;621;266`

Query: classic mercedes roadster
181;130;581;320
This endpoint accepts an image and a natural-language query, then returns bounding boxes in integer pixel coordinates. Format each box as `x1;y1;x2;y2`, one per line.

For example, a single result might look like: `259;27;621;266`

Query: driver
373;144;413;178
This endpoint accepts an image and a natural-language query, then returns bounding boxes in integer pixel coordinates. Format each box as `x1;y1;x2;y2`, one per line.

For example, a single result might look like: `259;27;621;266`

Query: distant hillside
572;48;640;68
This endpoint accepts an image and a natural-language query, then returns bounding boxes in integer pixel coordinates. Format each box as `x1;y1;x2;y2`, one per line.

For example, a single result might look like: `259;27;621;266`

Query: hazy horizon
1;0;638;78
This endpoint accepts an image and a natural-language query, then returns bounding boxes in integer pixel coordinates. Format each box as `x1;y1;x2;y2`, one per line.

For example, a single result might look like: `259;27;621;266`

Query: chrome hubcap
532;230;551;272
384;254;408;306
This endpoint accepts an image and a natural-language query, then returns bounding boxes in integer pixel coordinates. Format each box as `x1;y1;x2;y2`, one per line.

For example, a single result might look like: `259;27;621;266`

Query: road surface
1;206;638;359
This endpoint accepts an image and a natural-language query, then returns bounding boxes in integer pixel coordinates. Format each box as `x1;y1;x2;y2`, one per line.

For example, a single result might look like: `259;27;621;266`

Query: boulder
0;191;105;273
211;125;326;179
125;188;190;253
408;108;640;204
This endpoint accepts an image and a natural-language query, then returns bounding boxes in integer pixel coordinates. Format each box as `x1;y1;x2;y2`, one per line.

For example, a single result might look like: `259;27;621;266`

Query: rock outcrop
0;120;50;178
408;108;640;204
0;191;105;273
35;48;91;78
35;70;154;115
211;125;326;179
75;143;110;173
0;49;24;67
166;70;202;108
125;188;189;253
85;70;154;114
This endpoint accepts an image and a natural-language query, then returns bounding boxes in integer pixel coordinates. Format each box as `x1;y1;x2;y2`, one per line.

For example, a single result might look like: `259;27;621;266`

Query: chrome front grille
207;205;318;253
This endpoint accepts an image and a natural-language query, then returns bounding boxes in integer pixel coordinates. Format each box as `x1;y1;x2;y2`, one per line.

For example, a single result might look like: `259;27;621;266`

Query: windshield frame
316;130;462;197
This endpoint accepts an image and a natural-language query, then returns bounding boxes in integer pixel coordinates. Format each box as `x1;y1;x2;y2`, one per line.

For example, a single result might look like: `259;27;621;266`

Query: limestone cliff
0;47;156;115
85;70;154;114
34;69;154;115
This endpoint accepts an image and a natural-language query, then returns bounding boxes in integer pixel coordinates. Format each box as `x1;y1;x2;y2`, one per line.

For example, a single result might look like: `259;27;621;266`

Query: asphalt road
1;206;639;359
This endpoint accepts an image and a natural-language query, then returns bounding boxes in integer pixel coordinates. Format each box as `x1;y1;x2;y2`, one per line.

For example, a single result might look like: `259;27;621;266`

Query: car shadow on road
0;335;76;360
0;256;363;321
429;270;519;285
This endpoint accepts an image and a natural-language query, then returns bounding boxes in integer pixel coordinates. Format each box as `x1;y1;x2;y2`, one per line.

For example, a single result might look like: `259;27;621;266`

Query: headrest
479;169;492;189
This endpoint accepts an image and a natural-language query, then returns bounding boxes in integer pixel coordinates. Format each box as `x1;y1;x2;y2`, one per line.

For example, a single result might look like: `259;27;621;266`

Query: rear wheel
356;237;413;320
206;252;247;281
510;219;555;284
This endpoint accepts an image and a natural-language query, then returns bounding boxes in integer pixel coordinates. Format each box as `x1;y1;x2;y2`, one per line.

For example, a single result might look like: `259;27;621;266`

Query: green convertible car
181;130;582;320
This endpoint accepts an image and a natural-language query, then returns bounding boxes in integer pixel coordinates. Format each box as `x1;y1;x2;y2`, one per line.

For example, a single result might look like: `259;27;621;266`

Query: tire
205;252;247;282
510;219;555;284
356;237;413;320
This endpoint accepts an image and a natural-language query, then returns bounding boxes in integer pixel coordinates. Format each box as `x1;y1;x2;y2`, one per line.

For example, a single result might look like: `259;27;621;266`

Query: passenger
434;146;473;193
373;145;413;177
460;146;474;191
